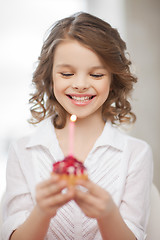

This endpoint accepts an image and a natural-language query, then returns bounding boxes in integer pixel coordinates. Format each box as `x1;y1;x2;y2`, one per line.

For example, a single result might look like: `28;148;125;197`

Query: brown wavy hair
29;12;137;129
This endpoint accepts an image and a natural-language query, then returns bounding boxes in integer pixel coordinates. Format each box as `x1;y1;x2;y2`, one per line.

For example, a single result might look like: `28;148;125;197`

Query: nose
72;75;89;91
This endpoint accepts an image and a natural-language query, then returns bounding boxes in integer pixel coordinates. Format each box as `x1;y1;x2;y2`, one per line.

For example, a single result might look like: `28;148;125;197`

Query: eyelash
90;74;104;78
60;73;104;78
60;73;74;77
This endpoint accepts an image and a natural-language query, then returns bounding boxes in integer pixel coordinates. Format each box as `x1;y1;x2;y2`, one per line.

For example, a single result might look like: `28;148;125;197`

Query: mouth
66;94;96;103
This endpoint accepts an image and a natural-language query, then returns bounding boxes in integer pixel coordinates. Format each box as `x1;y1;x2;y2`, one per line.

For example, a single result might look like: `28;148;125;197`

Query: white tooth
71;96;90;101
84;96;89;100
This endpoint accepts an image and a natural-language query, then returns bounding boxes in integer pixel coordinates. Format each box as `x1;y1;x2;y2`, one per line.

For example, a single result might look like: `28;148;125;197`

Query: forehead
53;39;105;68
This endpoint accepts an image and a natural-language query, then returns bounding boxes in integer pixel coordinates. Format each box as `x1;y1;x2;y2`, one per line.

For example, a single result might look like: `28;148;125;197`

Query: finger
76;179;107;197
74;184;109;208
56;188;75;207
74;190;101;216
37;175;60;189
37;181;68;201
44;180;68;197
74;189;112;219
74;188;96;205
44;188;75;208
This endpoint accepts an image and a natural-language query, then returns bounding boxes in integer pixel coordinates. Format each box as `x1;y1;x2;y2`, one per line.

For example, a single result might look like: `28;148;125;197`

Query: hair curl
29;12;137;128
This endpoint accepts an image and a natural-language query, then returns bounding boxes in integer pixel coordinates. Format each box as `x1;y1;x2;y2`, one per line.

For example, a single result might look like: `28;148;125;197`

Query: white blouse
1;117;153;240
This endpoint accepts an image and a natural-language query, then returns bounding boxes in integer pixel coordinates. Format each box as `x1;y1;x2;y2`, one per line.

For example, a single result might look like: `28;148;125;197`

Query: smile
66;94;96;105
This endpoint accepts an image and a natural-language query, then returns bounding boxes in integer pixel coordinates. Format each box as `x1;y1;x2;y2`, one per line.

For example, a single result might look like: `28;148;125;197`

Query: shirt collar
94;122;126;151
26;117;56;150
26;118;125;153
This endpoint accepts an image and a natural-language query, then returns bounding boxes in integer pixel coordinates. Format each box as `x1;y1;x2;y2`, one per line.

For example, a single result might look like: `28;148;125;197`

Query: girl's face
52;40;111;120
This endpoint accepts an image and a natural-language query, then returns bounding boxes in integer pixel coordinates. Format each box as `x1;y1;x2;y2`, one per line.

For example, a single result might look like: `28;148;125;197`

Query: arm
10;176;74;240
10;206;50;240
97;203;136;240
74;179;136;240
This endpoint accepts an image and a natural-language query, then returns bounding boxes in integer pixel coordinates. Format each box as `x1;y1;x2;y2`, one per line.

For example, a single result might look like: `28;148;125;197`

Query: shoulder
117;129;153;170
123;132;152;156
110;123;152;152
103;122;151;154
10;117;55;154
109;124;153;163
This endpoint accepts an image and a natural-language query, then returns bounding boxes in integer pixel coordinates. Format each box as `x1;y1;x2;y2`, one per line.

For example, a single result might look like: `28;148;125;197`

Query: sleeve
1;143;34;240
120;141;153;240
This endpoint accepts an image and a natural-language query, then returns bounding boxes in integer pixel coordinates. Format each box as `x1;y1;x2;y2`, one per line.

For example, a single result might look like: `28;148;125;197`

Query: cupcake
52;155;88;185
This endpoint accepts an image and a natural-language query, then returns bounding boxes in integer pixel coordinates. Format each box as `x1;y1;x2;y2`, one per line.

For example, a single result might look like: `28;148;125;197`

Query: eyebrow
91;66;107;70
55;64;73;68
55;64;107;70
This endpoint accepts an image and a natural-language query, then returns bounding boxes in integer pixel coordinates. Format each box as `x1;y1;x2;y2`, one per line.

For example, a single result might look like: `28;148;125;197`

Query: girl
2;12;153;240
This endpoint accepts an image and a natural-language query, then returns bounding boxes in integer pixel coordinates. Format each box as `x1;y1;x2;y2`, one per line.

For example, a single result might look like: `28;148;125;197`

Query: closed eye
90;74;104;78
60;73;74;77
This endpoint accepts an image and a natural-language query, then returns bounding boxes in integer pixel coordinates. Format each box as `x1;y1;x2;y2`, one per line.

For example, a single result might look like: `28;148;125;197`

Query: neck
77;116;104;133
55;112;105;162
67;110;104;127
66;112;105;142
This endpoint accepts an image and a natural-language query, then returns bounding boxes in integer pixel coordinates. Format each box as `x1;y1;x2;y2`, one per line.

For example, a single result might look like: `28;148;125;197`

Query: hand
74;179;115;220
35;175;74;219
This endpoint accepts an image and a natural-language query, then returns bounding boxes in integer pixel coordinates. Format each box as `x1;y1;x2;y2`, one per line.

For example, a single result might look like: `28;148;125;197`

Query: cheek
53;78;68;103
103;89;110;102
53;83;62;100
98;82;111;99
53;76;62;93
52;78;61;100
53;74;69;90
103;78;111;98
